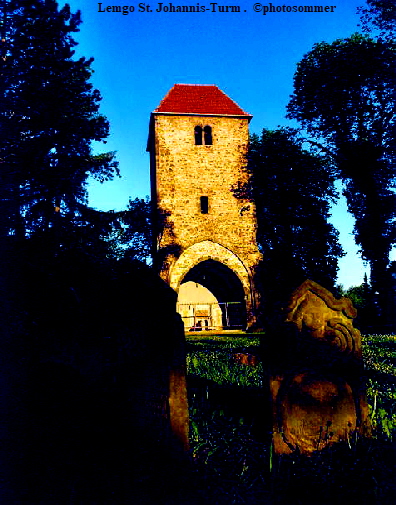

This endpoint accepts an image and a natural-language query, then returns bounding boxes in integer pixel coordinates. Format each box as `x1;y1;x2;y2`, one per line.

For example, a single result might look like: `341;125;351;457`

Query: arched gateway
147;84;261;330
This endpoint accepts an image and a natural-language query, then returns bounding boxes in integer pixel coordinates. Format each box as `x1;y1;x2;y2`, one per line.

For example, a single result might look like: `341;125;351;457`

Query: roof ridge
173;83;218;86
154;84;252;117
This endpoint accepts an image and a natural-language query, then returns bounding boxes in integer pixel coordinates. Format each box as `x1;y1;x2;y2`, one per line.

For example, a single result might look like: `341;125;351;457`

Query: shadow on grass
186;339;396;505
271;435;396;505
189;377;396;505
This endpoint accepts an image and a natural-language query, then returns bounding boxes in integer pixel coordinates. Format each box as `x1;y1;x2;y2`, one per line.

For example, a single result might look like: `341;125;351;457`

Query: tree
336;274;378;331
0;6;164;498
287;34;396;325
0;0;119;240
244;128;343;326
359;0;396;37
109;197;152;263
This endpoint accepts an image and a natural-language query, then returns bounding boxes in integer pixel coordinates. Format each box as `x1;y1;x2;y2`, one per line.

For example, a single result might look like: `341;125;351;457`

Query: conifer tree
0;0;119;240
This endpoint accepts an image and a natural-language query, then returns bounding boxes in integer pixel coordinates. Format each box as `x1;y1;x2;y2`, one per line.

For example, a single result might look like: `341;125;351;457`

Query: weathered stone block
267;280;369;455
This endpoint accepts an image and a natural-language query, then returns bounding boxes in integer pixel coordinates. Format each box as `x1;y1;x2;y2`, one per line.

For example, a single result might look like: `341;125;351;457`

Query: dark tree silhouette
116;197;152;262
0;0;119;241
243;128;343;328
359;0;396;36
287;34;396;326
0;4;171;502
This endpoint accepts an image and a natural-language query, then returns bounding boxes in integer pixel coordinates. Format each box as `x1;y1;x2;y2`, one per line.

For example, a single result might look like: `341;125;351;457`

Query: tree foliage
244;128;343;325
287;34;396;321
110;197;152;262
336;274;381;331
0;6;172;498
0;0;119;239
359;0;396;37
287;34;396;146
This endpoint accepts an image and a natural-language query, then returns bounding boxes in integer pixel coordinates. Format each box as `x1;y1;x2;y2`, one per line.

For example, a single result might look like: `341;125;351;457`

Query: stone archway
169;240;255;329
177;281;224;330
180;260;247;330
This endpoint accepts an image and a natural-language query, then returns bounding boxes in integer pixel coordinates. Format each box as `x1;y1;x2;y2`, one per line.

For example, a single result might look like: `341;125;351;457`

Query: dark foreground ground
2;333;395;504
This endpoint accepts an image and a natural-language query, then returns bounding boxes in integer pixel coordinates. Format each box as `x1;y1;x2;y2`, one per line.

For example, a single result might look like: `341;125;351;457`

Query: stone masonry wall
151;113;262;324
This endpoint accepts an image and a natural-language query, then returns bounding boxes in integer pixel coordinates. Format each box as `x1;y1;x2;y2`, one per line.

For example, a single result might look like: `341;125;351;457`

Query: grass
186;333;268;503
185;334;263;388
186;333;396;504
185;333;262;348
362;334;396;437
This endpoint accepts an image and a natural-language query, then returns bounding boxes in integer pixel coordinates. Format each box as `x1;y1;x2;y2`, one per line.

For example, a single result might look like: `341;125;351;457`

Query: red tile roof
154;84;251;117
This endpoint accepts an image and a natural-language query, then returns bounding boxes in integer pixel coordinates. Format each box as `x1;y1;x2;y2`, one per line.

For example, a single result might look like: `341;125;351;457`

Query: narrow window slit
194;126;203;145
200;196;209;214
204;126;212;145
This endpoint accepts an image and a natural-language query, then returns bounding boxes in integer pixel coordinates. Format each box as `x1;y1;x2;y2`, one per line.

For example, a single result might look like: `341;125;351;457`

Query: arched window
194;126;203;145
203;125;212;145
194;125;213;145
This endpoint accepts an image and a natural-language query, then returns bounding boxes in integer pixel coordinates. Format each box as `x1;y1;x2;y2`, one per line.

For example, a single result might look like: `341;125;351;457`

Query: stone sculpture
268;280;369;455
285;279;362;359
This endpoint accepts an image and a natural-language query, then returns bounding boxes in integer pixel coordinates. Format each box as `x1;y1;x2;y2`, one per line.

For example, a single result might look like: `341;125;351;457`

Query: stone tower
147;84;261;330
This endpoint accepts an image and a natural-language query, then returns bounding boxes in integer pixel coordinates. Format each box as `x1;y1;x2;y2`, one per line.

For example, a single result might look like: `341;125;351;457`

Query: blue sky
65;0;392;289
